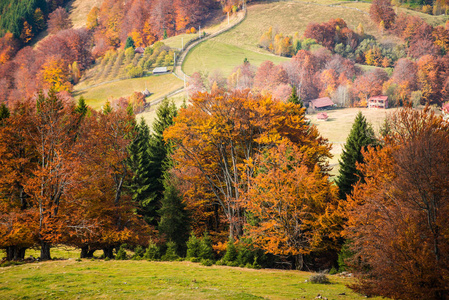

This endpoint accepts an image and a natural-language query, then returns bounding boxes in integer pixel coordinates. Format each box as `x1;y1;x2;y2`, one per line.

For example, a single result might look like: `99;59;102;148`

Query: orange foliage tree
344;107;449;299
164;89;331;240
242;142;340;269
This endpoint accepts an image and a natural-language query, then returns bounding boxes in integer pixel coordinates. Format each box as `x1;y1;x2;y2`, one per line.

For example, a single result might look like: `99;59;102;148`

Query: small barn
368;95;388;109
141;88;151;97
310;97;335;110
135;47;145;54
153;67;169;74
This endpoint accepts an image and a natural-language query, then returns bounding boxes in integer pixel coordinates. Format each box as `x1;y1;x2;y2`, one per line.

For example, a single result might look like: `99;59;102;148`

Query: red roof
317;112;328;120
311;97;334;108
369;95;388;101
135;47;145;54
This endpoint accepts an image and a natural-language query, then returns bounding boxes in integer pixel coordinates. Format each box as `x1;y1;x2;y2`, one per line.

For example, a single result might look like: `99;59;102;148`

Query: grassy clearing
138;92;188;126
73;75;183;110
309;107;397;176
68;0;104;28
0;259;383;299
163;33;199;50
183;41;289;76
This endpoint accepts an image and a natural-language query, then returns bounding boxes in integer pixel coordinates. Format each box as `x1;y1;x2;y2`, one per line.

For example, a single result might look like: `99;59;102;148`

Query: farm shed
310;97;335;110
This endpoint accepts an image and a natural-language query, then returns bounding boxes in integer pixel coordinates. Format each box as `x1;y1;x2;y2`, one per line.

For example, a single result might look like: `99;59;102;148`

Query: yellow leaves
39;57;72;92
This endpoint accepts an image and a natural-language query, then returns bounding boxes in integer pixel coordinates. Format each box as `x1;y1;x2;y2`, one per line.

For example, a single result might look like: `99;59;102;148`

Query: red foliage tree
345;108;449;299
369;0;396;30
48;7;73;35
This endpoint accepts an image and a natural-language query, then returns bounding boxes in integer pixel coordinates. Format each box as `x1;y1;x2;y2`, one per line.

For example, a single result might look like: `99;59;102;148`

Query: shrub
132;246;144;260
309;273;330;284
116;245;128;260
329;266;338;275
186;232;201;259
223;238;238;263
104;257;110;261
338;241;354;272
161;241;179;261
144;240;160;261
201;259;214;266
199;232;214;260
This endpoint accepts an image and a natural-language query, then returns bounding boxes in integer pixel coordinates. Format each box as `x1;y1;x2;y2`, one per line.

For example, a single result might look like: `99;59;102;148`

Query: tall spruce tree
147;98;178;225
0;103;10;125
287;85;303;107
336;112;376;199
129;118;155;224
75;96;88;117
158;171;190;256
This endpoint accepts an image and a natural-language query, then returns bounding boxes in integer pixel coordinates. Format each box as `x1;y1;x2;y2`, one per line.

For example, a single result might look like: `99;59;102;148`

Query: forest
0;0;449;299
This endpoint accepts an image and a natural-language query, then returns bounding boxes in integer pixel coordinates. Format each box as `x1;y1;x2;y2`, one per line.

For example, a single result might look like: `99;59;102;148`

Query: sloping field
74;75;183;110
183;1;378;75
68;0;104;28
0;259;384;299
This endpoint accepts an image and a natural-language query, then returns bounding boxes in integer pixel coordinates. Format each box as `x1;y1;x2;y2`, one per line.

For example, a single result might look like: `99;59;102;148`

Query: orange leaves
242;142;340;256
343;107;449;299
165;90;332;240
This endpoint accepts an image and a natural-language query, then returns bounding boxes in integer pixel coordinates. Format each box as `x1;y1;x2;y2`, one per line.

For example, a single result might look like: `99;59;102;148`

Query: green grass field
73;74;184;110
309;107;397;176
0;259;384;299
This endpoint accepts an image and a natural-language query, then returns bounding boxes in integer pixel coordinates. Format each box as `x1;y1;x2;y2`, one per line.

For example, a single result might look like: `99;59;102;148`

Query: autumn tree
345;107;449;299
48;7;73;35
0;100;39;260
165;89;332;239
336;112;376;199
243;142;340;269
369;0;396;30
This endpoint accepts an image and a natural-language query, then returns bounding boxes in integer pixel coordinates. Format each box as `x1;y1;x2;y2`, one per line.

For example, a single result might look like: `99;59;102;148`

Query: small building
153;67;169;75
141;88;151;97
317;112;329;121
310;97;335;110
368;95;388;109
135;47;145;54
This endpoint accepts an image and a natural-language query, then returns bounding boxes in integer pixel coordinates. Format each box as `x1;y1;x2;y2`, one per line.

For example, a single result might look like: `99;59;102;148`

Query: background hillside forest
1;0;449;299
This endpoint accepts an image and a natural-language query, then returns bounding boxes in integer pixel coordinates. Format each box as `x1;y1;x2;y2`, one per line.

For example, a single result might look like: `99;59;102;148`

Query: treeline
260;13;449;69
0;0;70;42
391;0;449;15
188;48;448;107
0;91;179;260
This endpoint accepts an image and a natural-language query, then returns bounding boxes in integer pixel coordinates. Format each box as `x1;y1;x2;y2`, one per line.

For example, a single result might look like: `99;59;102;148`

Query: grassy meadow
0;258;384;300
68;0;104;28
309;107;396;176
74;75;183;110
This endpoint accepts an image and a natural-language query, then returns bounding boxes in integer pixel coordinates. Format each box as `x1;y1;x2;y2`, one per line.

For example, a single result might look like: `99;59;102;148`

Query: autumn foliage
344;107;449;299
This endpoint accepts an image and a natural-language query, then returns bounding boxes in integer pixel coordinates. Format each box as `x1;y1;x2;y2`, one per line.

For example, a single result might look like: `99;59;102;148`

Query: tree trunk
80;246;89;258
294;254;304;270
6;246;27;261
40;241;51;260
103;246;114;259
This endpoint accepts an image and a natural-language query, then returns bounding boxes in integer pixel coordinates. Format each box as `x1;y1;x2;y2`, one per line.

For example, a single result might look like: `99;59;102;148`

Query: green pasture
0;259;384;299
73;75;184;110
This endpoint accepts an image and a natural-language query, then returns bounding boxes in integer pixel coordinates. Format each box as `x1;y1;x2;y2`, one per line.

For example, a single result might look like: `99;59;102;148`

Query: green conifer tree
125;36;135;49
336;112;376;199
287;85;303;107
147;98;178;225
158;172;190;256
75;96;88;117
0;103;10;125
129;118;155;224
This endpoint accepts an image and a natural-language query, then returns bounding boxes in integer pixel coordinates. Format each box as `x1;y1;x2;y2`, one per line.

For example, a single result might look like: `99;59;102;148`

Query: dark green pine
146;98;178;225
158;173;190;256
129;118;156;224
336;112;376;199
0;103;10;125
75;96;88;117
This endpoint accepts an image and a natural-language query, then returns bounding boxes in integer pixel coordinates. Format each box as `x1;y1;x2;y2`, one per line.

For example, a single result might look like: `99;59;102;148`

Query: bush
309;273;330;284
199;232;214;260
186;232;201;259
128;66;143;78
132;245;144;260
337;241;354;272
223;238;238;263
104;257;110;261
161;241;179;261
144;240;160;261
116;245;128;260
201;259;214;266
329;266;338;275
